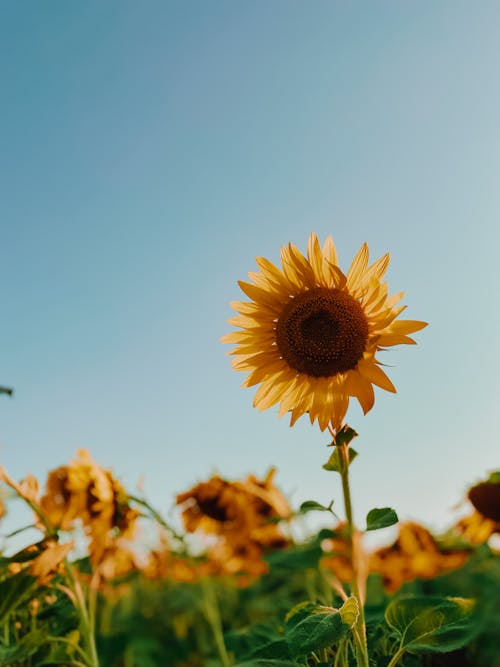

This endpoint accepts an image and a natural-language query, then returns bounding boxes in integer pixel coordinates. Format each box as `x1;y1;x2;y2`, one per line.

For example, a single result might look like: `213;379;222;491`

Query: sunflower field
0;452;499;667
1;233;499;666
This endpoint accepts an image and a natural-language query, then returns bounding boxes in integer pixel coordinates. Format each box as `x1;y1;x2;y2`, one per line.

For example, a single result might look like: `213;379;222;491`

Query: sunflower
369;522;469;592
453;472;500;545
39;450;139;564
176;471;290;579
176;469;290;543
221;232;426;431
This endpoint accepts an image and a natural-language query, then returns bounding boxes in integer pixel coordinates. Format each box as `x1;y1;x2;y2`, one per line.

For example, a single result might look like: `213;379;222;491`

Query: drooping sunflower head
369;522;469;592
454;472;500;545
40;466;76;530
221;232;427;432
467;473;500;522
176;476;246;535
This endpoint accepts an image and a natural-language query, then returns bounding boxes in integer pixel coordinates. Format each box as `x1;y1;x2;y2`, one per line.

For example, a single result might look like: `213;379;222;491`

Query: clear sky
1;1;499;545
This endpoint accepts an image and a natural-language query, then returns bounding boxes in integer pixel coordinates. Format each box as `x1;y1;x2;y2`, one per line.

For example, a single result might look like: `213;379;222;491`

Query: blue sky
1;1;499;545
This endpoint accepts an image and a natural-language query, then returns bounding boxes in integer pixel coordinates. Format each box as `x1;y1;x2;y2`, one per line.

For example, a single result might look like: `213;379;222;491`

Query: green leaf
0;629;47;662
487;470;500;484
0;569;38;624
244;639;291;661
366;507;398;531
330;425;358;447
323;447;358;472
225;625;291;662
285;602;349;658
385;595;477;654
339;596;359;628
234;661;300;667
0;386;13;397
299;500;333;513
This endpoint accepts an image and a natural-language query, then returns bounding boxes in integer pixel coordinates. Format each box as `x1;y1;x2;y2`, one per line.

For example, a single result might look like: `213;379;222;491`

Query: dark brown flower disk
276;287;369;377
468;482;500;522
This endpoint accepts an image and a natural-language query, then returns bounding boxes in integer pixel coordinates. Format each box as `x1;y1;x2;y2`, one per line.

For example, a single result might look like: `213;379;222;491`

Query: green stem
129;495;186;544
386;646;406;667
201;578;231;667
65;561;99;667
46;637;91;663
337;442;369;667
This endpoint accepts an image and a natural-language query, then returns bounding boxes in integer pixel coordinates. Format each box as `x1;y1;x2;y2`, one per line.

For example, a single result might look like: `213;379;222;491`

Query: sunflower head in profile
221;232;427;432
454;472;500;545
369;522;469;592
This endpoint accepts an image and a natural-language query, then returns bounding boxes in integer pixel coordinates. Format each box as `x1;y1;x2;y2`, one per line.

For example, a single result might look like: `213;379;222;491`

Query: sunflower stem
64;560;100;667
337;440;369;667
201;577;231;667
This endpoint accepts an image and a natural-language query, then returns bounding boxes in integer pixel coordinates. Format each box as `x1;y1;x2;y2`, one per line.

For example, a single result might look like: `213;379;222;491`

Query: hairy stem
201;578;231;667
337;441;369;667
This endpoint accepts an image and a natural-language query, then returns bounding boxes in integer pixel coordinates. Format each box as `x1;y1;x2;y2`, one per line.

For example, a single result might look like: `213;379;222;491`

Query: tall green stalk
337;441;369;667
65;561;100;667
201;578;231;667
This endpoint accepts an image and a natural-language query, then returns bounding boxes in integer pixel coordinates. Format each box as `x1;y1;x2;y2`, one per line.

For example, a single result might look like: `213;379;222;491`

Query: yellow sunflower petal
243;360;290;387
325;261;347;288
377;333;416;347
354;378;375;414
255;256;293;293
357;359;396;393
307;232;326;285
287;242;316;287
322;235;339;267
346;243;369;292
385;319;428;335
227;314;267;329
229;300;276;317
237;281;283;309
386;291;405;308
365;253;390;282
253;377;292;411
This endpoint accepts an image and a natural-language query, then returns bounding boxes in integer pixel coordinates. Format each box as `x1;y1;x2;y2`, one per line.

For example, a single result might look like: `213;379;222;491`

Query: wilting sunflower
369;522;470;592
221;232;426;431
39;450;139;564
176;470;290;580
454;472;500;545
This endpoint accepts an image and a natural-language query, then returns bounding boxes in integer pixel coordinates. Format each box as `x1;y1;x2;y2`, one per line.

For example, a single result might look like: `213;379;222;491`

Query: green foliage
234;661;300;667
284;600;351;659
299;500;334;513
366;507;399;531
0;629;47;662
0;569;38;623
385;595;477;654
323;447;358;472
330;425;358;448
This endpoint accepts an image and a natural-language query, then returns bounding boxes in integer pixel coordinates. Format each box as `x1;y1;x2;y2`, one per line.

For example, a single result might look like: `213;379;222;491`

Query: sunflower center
275;287;369;377
197;497;230;523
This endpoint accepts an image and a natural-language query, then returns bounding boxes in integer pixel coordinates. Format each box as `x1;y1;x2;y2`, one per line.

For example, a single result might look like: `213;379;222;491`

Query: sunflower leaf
0;569;38;624
234;661;300;667
385;595;477;654
330;425;358;448
285;601;353;659
0;629;48;662
323;448;358;472
299;500;333;513
366;507;398;531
